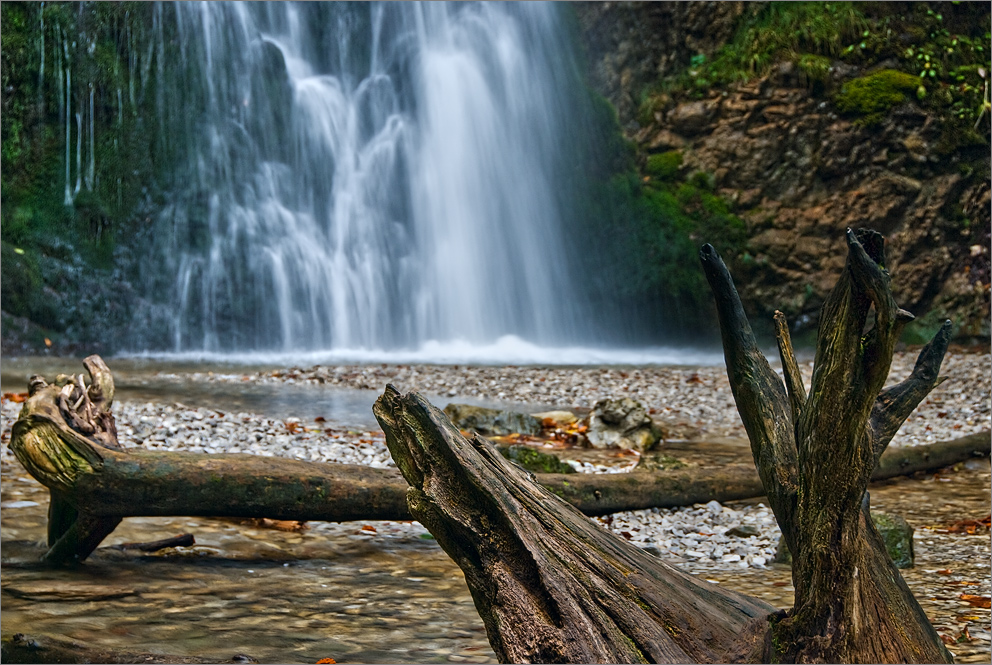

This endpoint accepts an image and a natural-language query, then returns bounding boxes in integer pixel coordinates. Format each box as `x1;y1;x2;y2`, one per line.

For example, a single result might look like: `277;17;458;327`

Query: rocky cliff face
574;1;990;343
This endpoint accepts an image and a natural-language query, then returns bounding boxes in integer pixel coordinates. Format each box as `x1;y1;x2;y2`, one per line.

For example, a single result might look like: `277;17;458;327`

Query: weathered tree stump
700;229;954;662
374;229;964;663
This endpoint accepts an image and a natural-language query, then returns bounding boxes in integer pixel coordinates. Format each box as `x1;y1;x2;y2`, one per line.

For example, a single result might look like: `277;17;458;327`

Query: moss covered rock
834;69;922;125
499;444;575;475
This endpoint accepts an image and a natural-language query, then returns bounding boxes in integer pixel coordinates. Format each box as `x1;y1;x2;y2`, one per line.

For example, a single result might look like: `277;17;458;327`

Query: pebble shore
156;349;991;446
2;349;988;573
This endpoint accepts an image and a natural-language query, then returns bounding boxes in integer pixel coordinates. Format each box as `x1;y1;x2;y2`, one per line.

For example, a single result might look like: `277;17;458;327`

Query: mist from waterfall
150;2;593;356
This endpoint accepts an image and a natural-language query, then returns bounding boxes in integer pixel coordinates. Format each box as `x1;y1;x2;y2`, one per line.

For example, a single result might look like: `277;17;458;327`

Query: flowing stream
152;2;588;355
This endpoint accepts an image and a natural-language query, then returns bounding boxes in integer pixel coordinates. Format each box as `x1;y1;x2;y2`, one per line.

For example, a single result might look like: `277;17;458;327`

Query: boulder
871;512;915;569
774;511;915;568
443;403;542;437
585;397;663;452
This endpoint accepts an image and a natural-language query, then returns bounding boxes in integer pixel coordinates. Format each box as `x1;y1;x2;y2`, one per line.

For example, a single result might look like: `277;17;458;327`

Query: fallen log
0;632;257;664
8;357;987;565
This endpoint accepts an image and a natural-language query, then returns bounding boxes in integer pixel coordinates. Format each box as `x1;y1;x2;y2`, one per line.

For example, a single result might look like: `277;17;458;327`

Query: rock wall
573;2;990;343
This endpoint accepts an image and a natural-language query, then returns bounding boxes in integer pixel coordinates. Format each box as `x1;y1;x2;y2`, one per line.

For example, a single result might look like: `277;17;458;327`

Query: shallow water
1;457;496;664
1;357;557;429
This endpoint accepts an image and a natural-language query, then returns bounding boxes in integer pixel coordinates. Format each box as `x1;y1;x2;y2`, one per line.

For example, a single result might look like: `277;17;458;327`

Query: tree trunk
699;228;955;663
373;229;960;663
374;386;775;664
9;355;985;571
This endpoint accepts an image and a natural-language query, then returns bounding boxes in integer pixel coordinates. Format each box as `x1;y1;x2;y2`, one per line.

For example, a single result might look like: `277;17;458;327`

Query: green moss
901;308;959;345
499;445;576;475
834;69;922;125
796;53;832;86
645;151;683;180
871;512;915;569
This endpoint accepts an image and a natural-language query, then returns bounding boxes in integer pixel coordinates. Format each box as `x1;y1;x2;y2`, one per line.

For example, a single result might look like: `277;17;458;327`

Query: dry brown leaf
959;594;992;609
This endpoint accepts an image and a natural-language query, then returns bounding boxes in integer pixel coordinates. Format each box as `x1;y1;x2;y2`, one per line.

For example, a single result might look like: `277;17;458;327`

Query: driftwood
8;355;987;568
375;386;775;663
374;229;967;663
0;632;258;664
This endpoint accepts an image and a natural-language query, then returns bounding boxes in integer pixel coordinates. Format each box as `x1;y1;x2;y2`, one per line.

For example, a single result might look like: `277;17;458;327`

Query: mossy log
373;229;966;664
9;355;986;570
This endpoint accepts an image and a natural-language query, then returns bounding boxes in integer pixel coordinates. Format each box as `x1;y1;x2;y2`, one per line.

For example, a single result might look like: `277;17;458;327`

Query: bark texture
374;386;774;664
700;228;955;663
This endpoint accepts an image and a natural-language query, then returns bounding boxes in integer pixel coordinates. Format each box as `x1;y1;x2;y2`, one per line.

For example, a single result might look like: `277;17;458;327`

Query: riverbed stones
530;410;578;428
442;403;541;436
585;397;663;451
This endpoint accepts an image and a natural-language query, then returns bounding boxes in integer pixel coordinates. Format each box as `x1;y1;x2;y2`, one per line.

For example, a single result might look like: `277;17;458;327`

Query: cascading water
154;2;589;355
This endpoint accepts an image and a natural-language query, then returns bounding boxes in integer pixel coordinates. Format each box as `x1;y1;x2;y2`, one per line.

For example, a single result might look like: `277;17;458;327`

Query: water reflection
1;459;495;664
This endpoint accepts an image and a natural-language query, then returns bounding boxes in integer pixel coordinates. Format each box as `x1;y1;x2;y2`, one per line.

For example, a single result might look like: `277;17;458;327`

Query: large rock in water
774;511;915;569
443;403;542;437
585;397;663;451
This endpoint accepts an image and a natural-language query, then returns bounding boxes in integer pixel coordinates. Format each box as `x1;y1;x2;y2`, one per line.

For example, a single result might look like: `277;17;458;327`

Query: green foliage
0;242;61;330
645;151;682;180
654;2;990;143
676;2;867;90
797;53;832;86
834;69;922;125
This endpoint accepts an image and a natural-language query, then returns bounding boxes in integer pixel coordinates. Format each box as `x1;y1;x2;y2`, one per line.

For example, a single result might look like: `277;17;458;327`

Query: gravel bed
0;398;773;569
595;500;781;568
152;349;991;447
2;350;987;574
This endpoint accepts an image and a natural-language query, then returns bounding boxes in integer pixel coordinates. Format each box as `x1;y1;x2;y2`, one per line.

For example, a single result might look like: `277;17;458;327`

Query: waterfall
154;1;588;354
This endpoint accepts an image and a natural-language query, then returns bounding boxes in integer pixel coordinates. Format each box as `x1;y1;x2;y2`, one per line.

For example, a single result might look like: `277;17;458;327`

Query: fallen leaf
959;594;991;609
937;569;954;575
1;392;28;403
361;525;377;533
941;515;991;534
956;625;973;643
940;634;955;645
314;416;326;422
316;659;337;664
